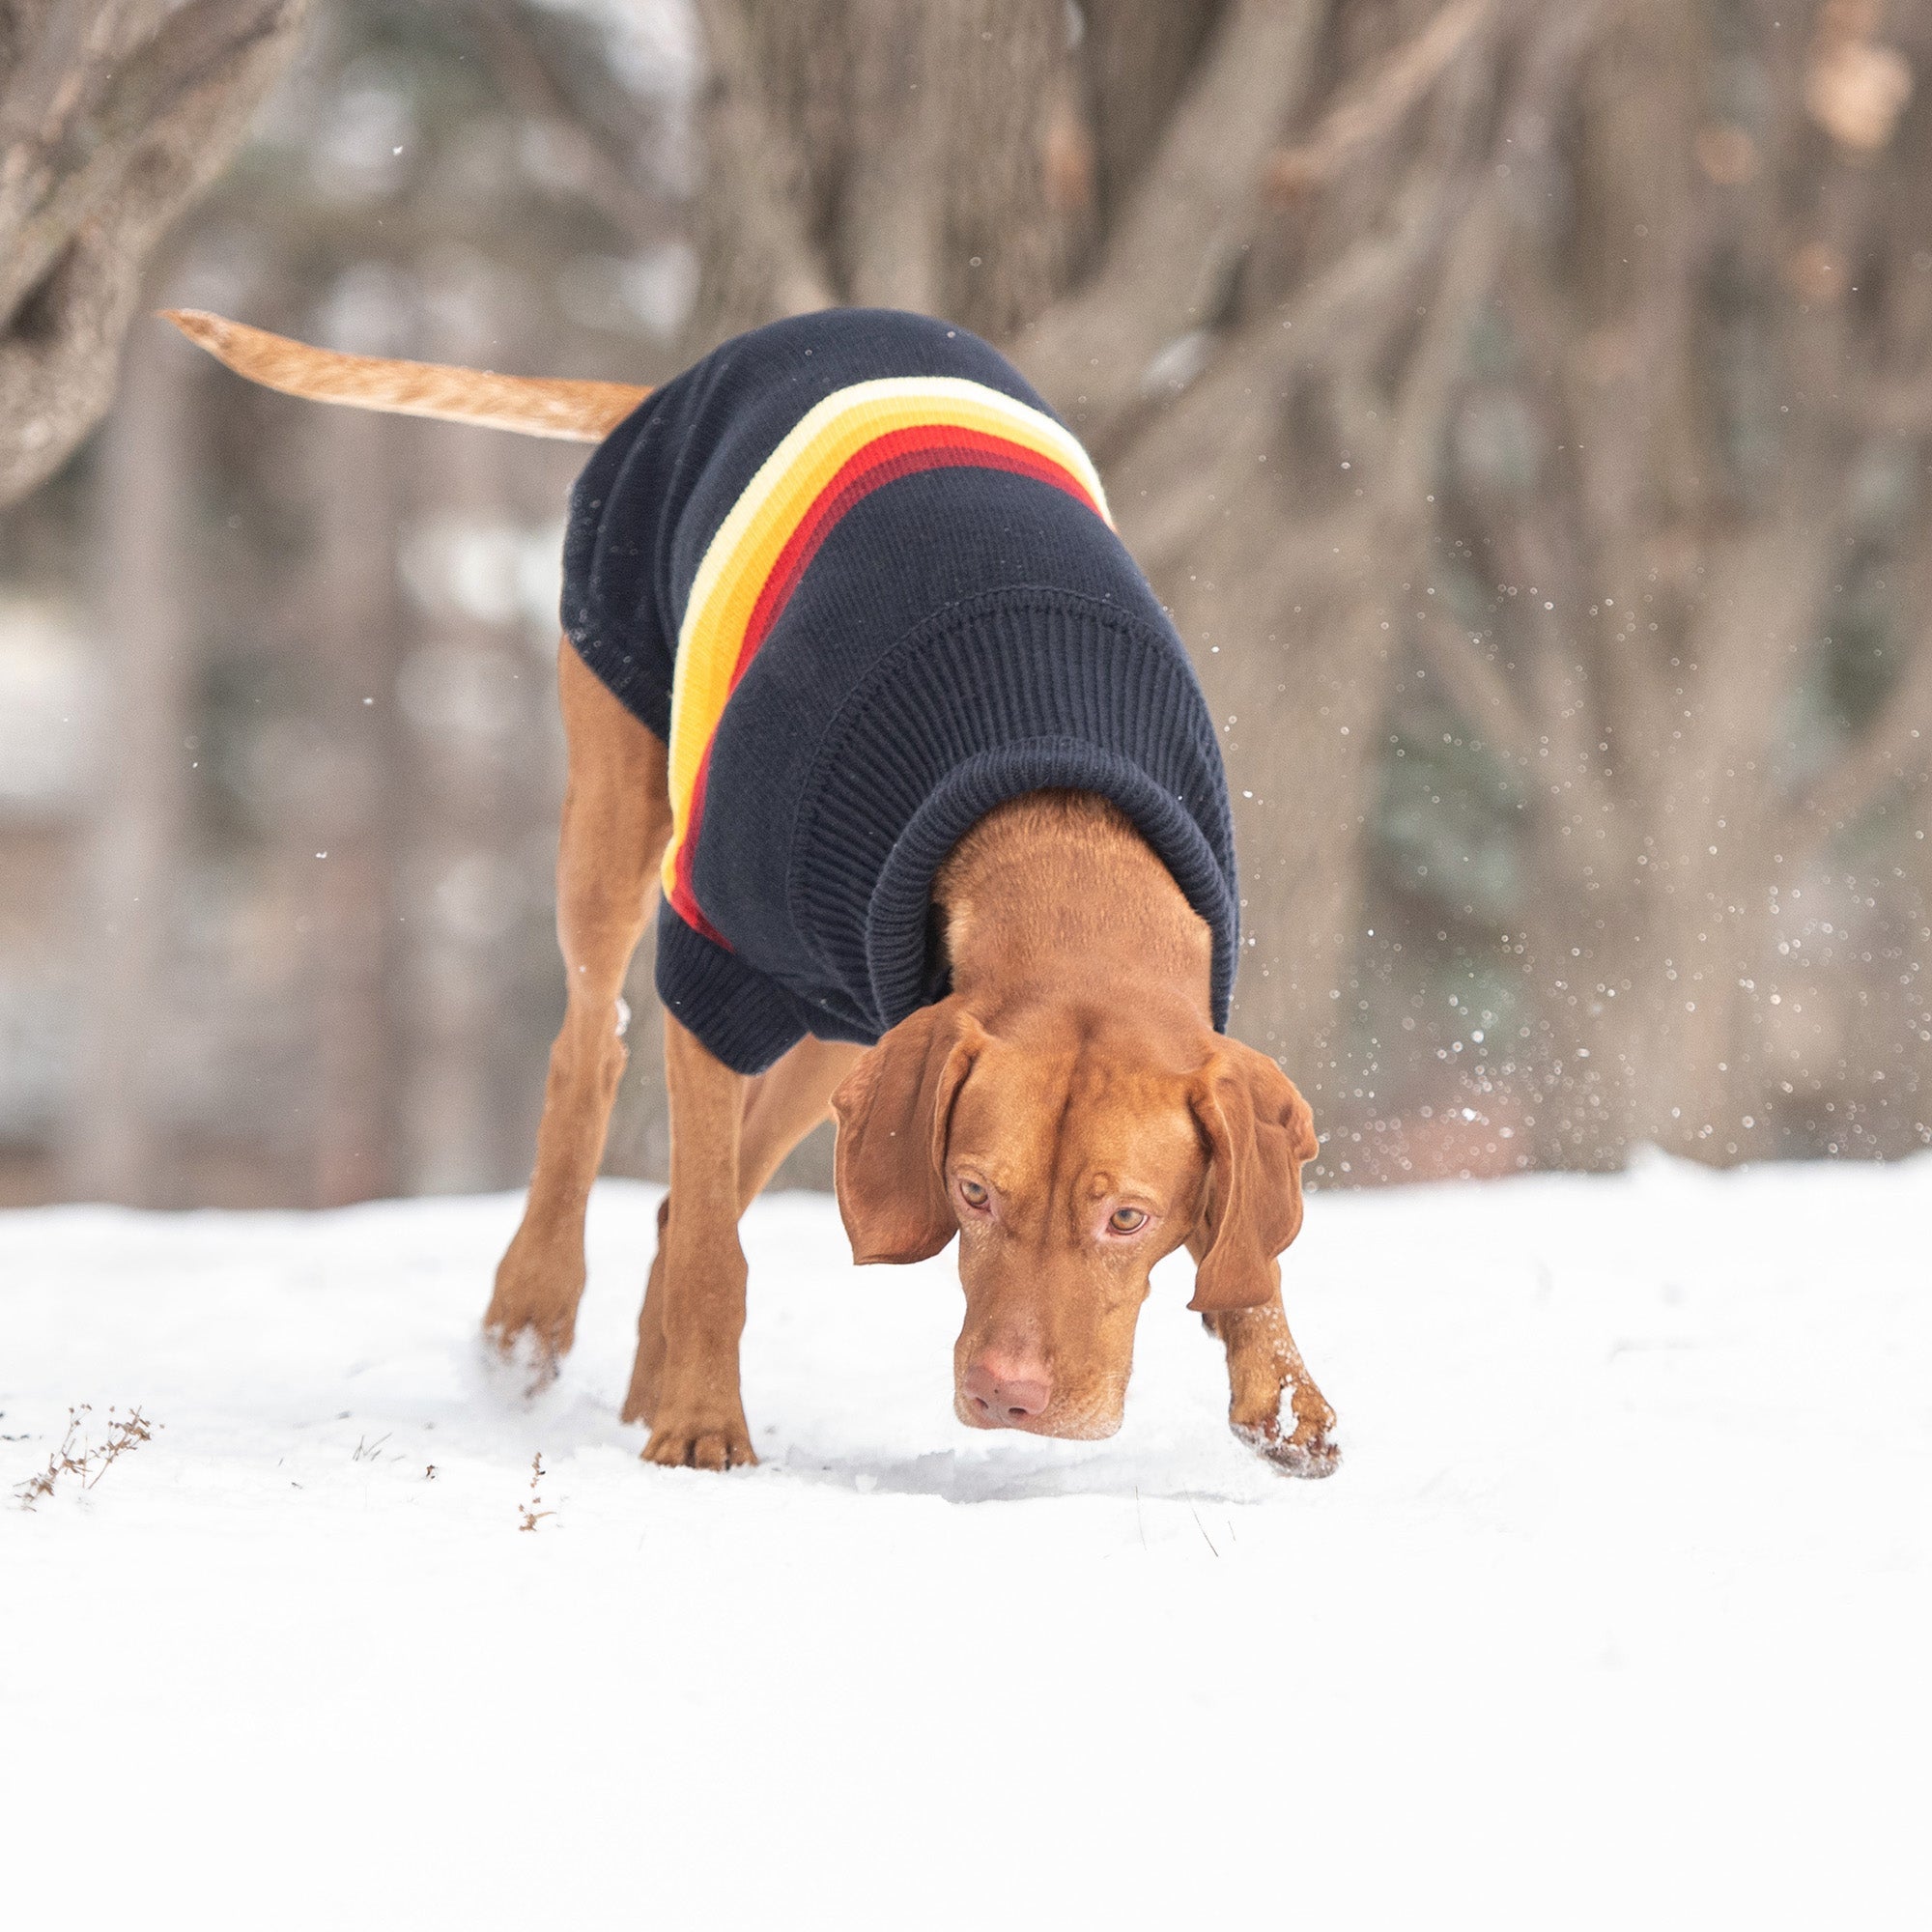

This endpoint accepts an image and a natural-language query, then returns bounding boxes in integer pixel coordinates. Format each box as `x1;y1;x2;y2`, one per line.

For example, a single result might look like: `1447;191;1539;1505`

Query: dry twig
1263;0;1495;203
518;1451;554;1532
14;1405;158;1510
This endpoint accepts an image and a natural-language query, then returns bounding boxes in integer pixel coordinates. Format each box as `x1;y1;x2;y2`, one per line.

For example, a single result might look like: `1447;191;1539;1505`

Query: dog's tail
159;309;650;442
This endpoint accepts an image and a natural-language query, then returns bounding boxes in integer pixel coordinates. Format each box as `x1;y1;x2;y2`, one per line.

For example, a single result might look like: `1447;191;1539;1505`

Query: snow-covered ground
4;1154;1926;1929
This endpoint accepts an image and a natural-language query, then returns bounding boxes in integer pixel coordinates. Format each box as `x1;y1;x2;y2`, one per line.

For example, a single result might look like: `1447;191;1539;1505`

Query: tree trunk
1405;0;1932;1167
304;395;403;1206
0;0;311;504
688;0;1932;1182
64;317;193;1204
687;0;1508;1158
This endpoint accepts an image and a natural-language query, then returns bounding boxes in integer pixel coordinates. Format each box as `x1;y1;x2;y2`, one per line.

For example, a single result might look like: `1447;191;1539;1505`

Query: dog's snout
962;1355;1052;1426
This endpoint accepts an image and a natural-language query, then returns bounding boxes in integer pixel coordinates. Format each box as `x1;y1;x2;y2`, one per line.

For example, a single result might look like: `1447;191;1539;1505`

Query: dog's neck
932;789;1215;1026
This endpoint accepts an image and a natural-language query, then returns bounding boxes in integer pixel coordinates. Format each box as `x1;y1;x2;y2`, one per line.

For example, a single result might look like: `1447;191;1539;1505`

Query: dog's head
830;995;1316;1438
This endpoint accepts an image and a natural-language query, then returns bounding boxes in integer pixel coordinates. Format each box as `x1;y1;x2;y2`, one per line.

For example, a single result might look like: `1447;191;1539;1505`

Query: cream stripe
680;379;1105;657
662;377;1109;898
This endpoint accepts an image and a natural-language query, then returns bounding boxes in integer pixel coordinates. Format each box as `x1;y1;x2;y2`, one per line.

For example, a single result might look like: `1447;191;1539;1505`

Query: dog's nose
962;1357;1052;1426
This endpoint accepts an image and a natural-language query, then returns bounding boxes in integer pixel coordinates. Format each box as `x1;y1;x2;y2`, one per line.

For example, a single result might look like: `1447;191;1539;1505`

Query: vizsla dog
167;304;1338;1476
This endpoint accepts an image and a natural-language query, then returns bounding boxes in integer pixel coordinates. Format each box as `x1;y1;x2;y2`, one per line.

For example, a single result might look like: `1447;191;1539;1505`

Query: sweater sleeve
559;396;679;743
654;903;814;1075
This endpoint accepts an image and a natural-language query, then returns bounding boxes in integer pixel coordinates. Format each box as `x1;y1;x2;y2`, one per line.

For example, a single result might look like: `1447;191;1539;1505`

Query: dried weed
14;1405;157;1510
518;1451;554;1532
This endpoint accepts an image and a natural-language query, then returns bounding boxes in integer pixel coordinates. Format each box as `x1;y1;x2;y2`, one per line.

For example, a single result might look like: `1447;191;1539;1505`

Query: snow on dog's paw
1235;1420;1341;1479
472;1323;562;1404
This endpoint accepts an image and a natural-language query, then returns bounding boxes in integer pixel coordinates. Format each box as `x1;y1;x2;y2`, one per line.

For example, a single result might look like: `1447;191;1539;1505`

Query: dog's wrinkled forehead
946;1023;1206;1209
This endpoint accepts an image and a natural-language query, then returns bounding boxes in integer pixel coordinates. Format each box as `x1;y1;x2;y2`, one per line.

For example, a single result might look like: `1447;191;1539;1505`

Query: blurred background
1;0;1928;1210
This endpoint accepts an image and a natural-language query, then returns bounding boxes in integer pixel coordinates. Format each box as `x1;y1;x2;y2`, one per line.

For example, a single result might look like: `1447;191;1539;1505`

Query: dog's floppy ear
1187;1040;1318;1313
831;998;985;1264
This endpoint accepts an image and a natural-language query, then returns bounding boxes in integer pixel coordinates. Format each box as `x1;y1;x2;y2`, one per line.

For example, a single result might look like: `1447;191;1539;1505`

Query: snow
4;1154;1927;1928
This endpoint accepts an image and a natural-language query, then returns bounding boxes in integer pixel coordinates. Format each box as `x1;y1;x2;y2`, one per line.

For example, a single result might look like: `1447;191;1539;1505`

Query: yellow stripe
661;377;1109;901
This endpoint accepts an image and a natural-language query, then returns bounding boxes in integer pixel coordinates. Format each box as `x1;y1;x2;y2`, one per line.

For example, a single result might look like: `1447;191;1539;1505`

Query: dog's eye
1108;1207;1148;1234
958;1178;989;1208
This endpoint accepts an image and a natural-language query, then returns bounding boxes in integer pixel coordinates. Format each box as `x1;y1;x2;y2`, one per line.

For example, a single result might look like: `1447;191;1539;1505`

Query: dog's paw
482;1247;582;1373
642;1412;757;1471
474;1324;563;1405
479;1312;572;1398
1234;1419;1341;1479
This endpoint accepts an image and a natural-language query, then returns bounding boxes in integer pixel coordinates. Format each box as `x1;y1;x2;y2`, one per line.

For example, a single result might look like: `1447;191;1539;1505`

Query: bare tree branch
1412;607;1541;767
469;1;678;249
0;0;311;504
1013;0;1327;455
1262;0;1495;202
2;0;301;322
1783;636;1932;861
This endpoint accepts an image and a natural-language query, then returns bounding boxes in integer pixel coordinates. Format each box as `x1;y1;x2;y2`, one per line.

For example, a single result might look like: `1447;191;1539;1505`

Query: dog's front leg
642;1012;756;1469
623;1035;862;1429
1193;1240;1339;1477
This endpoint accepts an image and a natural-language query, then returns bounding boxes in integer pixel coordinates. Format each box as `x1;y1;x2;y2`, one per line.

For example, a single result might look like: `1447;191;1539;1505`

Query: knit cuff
564;626;672;743
654;905;811;1075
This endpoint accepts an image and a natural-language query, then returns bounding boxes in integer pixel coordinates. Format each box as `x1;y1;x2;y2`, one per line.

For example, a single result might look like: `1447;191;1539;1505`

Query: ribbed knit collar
787;585;1238;1038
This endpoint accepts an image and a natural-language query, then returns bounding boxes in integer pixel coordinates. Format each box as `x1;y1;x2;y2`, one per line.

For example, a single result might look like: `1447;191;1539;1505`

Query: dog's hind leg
485;641;669;1368
737;1037;867;1202
621;1035;863;1430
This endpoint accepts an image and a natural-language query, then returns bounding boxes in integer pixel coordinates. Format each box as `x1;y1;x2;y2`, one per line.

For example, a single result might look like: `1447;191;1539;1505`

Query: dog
165;304;1338;1476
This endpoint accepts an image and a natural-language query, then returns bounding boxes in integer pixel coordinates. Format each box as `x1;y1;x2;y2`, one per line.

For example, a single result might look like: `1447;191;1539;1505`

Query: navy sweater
561;308;1236;1075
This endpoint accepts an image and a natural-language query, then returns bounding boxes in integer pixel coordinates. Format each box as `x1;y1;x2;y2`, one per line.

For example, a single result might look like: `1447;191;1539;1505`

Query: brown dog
165;308;1338;1477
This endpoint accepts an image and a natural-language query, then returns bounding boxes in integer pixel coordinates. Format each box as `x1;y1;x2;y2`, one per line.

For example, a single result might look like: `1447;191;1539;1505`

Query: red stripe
669;749;725;940
673;426;1099;942
735;426;1097;677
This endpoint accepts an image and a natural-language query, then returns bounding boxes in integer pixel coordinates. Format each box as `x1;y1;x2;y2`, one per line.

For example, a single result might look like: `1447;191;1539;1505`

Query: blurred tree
693;0;1932;1175
1411;0;1932;1166
67;314;193;1205
0;0;311;503
4;0;699;1207
5;0;1928;1207
687;0;1575;1148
